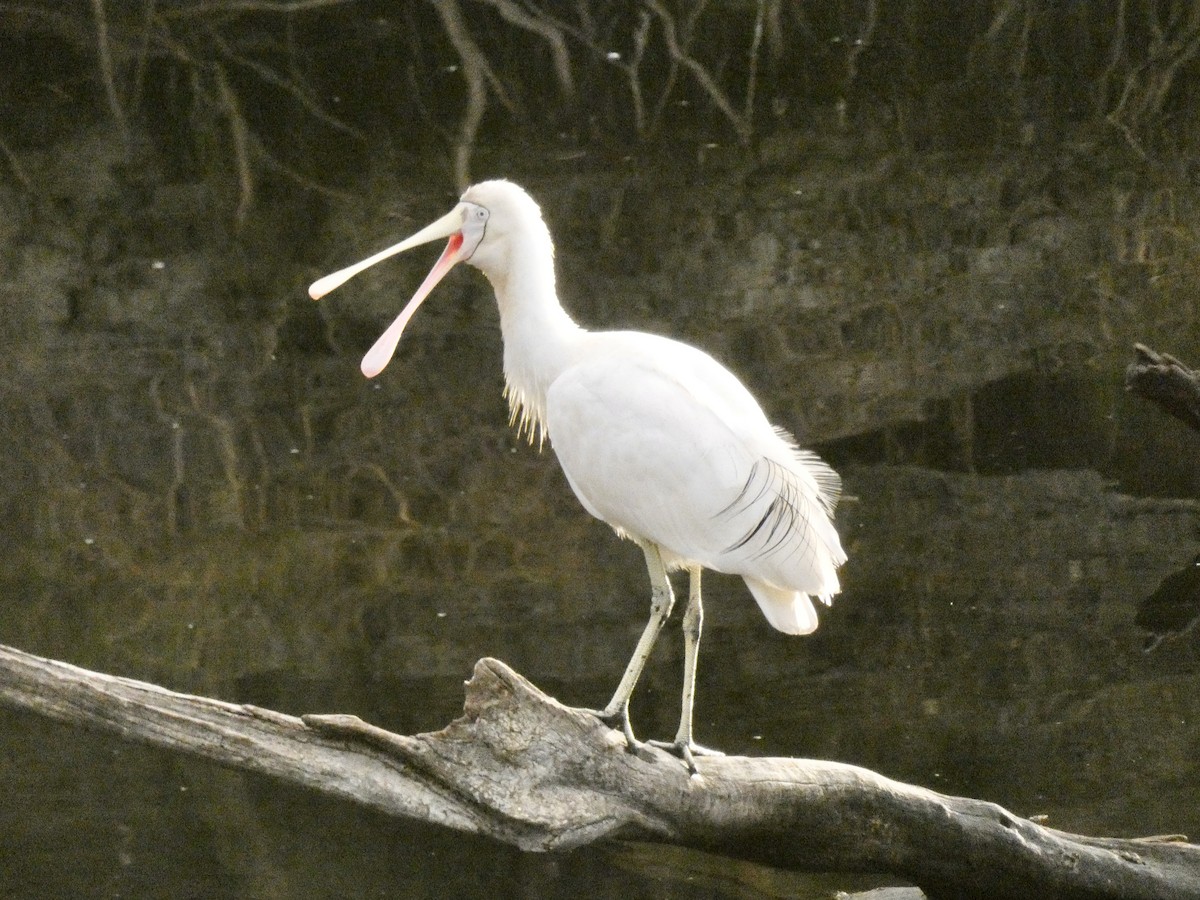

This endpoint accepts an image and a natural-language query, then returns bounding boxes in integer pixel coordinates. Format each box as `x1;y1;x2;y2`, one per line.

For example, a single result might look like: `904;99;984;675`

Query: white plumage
310;180;846;770
546;333;842;630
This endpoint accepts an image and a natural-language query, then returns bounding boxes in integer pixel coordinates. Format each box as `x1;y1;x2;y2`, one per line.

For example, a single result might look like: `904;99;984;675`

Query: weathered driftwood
1125;343;1200;433
1;643;1198;900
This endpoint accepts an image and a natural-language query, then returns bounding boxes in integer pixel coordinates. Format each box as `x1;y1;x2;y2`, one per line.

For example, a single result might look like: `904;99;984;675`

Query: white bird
310;180;846;770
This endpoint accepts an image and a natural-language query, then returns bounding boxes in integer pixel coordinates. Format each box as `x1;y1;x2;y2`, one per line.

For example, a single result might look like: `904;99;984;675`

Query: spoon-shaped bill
360;233;465;378
308;207;464;300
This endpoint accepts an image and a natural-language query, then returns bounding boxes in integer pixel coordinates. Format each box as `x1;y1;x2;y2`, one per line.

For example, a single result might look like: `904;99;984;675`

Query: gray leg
674;565;703;753
598;541;674;748
647;566;724;772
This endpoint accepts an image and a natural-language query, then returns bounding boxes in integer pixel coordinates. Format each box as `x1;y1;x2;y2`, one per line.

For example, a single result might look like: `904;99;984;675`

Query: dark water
4;4;1199;890
2;370;1199;898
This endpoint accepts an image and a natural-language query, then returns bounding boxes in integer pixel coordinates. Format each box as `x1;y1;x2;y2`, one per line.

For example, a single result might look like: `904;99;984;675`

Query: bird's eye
475;208;488;220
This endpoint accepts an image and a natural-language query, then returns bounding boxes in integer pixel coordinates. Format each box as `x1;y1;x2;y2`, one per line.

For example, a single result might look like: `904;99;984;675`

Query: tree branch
1;642;1198;899
1125;343;1200;433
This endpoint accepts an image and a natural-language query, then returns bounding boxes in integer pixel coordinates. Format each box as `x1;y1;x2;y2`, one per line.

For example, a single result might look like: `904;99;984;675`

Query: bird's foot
581;703;639;752
580;706;725;774
645;738;725;775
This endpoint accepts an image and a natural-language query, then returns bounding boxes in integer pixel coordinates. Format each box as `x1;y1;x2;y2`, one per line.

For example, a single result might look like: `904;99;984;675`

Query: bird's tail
744;577;825;635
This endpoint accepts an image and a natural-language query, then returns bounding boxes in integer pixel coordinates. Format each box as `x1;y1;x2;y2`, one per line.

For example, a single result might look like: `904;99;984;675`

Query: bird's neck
483;243;582;446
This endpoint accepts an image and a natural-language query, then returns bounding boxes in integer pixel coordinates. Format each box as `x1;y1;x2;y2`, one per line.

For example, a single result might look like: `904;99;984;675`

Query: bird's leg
594;542;675;750
647;566;725;773
678;566;703;750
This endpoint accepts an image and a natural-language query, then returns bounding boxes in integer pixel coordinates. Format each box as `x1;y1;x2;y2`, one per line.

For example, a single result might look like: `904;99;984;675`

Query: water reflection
3;374;1200;896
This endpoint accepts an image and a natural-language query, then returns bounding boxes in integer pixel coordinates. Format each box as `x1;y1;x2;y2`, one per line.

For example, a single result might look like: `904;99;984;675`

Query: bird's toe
645;738;724;774
579;705;639;751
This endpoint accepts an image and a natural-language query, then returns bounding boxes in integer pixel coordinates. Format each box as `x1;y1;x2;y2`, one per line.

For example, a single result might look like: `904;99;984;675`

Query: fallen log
0;643;1197;900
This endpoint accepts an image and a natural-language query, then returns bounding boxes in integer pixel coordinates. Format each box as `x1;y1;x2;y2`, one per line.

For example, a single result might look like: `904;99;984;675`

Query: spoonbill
309;180;846;770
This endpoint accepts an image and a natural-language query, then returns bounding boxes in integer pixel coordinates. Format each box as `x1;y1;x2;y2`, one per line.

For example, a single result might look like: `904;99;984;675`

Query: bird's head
308;179;549;378
455;180;552;280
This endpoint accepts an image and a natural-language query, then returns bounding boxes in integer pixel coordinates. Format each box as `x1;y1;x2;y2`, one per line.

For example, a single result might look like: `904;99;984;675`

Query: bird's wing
636;334;842;515
545;334;842;595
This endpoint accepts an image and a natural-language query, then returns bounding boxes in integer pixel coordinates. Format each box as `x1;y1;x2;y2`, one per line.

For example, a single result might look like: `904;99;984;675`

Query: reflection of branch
253;142;357;202
208;29;366;141
844;0;878;91
89;0;131;150
206;28;356;202
1107;72;1151;159
148;376;185;535
1103;2;1200;155
982;0;1024;46
213;62;255;231
0;133;31;189
833;0;879;128
743;0;766;126
339;461;414;525
473;0;575;99
430;0;519;190
185;373;248;530
158;0;356;18
1098;0;1129;112
44;0;361;218
3;644;1200;898
606;10;653;138
644;0;751;143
